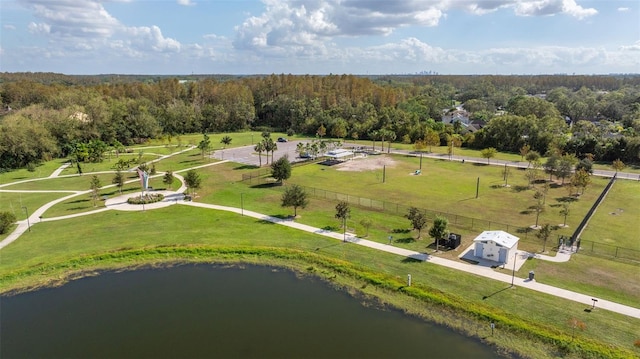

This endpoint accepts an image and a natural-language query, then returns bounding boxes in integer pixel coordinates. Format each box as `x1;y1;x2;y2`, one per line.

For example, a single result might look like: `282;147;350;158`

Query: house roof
473;230;519;248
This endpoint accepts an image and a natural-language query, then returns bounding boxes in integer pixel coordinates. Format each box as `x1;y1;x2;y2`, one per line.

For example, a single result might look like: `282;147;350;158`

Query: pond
1;265;505;358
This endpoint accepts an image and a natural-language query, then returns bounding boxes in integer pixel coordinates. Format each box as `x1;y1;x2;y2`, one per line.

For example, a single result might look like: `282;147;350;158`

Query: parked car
277;137;288;142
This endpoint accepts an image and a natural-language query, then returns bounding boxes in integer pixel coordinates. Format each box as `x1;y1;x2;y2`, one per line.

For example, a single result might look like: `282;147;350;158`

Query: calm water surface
1;265;504;358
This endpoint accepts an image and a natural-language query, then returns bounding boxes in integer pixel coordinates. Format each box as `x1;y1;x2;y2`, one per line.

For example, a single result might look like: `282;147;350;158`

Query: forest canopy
1;73;639;170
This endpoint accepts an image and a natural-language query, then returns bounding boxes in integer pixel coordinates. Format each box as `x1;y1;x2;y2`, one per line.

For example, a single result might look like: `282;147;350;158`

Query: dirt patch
336;155;398;172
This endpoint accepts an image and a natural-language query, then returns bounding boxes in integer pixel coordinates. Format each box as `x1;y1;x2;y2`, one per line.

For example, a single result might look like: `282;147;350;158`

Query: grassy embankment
1;206;638;359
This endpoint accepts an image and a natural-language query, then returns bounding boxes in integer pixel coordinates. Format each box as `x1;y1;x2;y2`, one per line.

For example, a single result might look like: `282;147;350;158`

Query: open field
579;180;640;251
341;140;640;174
1;173;121;191
284;154;607;235
0;159;67;184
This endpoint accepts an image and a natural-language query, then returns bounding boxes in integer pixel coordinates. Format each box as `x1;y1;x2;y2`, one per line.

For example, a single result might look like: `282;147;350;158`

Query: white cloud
617;7;629;12
177;0;195;6
233;0;598;56
620;41;640;52
125;26;181;52
514;0;597;19
3;24;17;30
16;0;183;59
27;22;50;34
20;0;121;38
365;37;450;63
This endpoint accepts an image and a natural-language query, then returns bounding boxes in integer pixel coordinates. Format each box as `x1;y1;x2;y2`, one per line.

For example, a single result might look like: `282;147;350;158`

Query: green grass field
579;180;640;251
1;206;638;358
0;159;67;185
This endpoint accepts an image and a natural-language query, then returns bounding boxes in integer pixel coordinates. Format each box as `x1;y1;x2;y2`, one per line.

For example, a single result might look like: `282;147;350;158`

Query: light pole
511;251;517;287
241;193;244;216
22;206;31;232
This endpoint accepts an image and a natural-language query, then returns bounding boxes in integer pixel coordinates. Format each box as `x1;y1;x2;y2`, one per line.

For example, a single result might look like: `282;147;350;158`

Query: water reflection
1;265;503;358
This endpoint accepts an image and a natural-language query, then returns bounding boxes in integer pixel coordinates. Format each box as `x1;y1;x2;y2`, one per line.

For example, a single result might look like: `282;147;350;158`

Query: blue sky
1;0;638;75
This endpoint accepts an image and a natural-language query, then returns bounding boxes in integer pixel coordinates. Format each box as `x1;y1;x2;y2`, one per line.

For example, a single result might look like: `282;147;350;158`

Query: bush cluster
126;193;164;205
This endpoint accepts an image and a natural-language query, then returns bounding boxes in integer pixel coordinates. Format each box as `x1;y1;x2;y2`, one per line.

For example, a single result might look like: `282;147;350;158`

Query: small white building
473;230;519;264
326;149;354;161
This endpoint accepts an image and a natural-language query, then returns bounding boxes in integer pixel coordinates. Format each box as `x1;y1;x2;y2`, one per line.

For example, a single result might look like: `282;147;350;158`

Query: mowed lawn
0;160;67;185
285;154;606;235
1;205;638;355
580;180;640;251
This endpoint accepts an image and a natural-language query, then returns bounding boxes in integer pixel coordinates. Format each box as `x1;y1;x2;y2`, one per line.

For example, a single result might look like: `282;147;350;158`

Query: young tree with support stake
536;223;552;252
184;169;201;196
281;184;308;218
335;201;351;227
559;203;570;227
359;218;372;237
335;201;351;242
112;170;125;194
197;133;211;158
405;207;427;239
163;171;175;188
480;147;497;164
428;216;449;252
89;175;102;207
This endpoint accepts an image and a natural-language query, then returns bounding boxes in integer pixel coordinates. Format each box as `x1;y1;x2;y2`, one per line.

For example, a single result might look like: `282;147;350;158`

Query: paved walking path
49;162;72;178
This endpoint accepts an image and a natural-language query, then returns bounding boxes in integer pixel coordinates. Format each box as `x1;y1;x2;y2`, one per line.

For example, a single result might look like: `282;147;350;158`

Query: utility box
435;233;462;249
447;233;462;249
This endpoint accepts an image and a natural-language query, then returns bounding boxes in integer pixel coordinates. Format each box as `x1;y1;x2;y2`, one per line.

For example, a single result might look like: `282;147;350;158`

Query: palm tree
254;142;265;166
295;142;305;157
263;138;277;164
220;136;232;148
385;131;396;153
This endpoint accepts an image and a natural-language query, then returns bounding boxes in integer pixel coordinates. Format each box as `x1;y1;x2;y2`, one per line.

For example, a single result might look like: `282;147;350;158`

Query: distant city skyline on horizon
1;0;638;75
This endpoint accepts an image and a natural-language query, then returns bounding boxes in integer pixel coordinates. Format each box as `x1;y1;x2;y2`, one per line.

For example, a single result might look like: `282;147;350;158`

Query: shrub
0;211;17;234
126;193;164;205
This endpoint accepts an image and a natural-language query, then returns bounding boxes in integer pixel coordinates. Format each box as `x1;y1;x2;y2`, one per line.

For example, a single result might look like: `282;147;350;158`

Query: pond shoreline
0;245;632;359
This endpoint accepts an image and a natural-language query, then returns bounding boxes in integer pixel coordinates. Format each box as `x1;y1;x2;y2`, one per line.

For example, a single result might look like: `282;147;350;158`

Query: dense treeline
1;73;639;170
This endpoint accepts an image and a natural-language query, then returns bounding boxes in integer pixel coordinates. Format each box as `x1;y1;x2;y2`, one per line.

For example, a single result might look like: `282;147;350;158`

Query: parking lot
212;139;309;167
